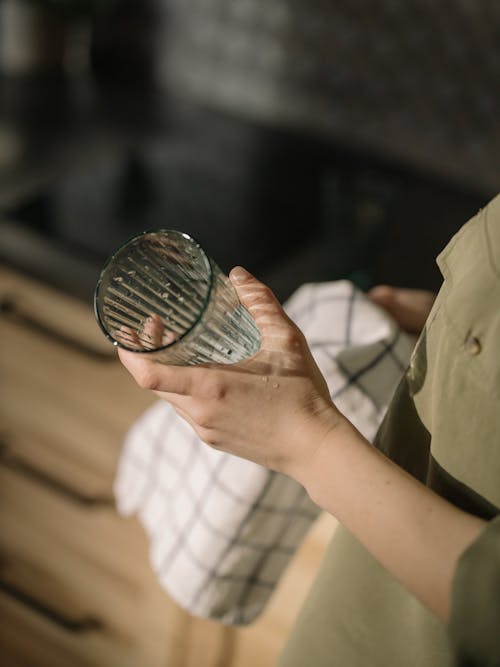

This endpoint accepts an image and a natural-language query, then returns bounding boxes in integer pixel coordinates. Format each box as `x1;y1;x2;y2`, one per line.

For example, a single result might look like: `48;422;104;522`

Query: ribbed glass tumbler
94;230;261;365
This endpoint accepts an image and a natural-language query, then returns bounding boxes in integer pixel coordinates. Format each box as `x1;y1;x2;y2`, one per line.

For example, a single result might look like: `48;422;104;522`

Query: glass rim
93;228;215;355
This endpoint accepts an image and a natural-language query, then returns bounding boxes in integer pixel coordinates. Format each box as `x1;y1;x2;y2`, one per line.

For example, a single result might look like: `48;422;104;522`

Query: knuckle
257;284;274;300
136;365;160;391
211;382;227;401
282;325;304;349
199;374;227;401
191;404;214;430
246;284;274;307
200;430;219;447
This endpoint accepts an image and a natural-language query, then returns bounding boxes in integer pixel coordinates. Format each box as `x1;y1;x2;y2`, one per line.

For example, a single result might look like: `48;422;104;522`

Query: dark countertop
0;75;492;305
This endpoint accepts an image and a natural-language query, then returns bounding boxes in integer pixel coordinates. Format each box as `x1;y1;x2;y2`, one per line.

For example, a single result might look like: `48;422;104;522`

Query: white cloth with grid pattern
114;280;415;625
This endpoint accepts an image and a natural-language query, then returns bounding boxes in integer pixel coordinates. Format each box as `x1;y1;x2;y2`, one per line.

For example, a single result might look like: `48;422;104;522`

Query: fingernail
230;266;251;285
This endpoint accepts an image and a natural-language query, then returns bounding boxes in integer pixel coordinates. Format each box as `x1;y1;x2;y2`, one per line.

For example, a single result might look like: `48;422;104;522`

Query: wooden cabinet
0;266;335;666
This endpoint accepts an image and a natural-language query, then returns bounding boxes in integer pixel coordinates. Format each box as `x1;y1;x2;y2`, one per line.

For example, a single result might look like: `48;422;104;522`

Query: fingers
229;266;293;332
368;285;436;335
116;316;177;351
117;267;301;399
117;347;195;395
115;325;141;348
140;314;166;349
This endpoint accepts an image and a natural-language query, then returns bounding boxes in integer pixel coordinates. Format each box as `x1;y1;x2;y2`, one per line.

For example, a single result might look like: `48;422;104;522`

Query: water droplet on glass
272;382;280;389
261;376;269;383
162;292;170;299
114;276;124;283
127;269;136;277
113;341;119;346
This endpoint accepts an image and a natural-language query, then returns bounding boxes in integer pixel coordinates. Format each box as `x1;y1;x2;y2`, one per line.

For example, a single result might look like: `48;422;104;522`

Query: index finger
117;347;197;395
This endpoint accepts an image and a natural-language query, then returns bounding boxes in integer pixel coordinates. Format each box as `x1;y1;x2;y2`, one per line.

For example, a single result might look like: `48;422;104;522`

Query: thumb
229;266;291;334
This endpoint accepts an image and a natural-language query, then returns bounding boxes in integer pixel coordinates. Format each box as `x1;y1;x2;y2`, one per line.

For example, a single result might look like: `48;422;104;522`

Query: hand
118;270;485;621
368;285;436;335
118;267;343;481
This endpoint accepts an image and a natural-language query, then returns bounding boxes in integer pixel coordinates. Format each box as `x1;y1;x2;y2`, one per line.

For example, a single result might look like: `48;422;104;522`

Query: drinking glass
94;230;261;365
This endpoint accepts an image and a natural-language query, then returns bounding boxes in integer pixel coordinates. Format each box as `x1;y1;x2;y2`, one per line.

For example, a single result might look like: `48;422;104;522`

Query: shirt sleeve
449;514;500;666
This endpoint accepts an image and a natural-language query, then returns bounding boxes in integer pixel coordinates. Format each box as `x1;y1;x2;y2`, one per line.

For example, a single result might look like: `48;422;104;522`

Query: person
118;193;500;666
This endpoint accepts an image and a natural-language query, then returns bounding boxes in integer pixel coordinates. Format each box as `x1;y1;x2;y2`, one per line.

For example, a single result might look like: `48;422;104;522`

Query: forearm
119;266;486;623
299;416;485;620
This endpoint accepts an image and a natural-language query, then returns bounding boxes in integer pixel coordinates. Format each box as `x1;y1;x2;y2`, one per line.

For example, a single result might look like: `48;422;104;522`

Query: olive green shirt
278;194;500;666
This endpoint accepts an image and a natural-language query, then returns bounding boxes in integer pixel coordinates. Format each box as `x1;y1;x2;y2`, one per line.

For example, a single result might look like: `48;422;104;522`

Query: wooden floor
0;265;336;666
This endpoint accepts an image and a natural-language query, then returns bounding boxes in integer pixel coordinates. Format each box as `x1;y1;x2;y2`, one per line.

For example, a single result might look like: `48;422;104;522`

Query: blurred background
1;0;498;300
0;1;498;665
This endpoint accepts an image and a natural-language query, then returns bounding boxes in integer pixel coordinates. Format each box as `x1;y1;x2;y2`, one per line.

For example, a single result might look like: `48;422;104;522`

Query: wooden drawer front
0;279;154;499
1;465;168;632
0;465;189;666
0;267;111;358
1;591;102;667
0;588;241;667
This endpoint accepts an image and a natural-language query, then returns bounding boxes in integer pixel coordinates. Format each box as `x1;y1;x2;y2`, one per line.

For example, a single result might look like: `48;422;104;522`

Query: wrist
298;415;368;511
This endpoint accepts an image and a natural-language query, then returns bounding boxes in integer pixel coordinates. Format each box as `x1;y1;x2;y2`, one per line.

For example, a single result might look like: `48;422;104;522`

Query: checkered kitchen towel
114;280;415;625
